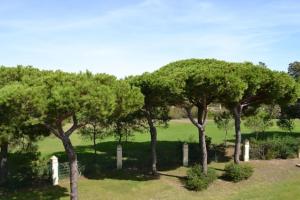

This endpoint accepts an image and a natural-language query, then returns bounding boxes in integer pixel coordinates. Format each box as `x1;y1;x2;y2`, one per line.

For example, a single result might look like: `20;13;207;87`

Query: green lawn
2;119;300;200
37;119;300;156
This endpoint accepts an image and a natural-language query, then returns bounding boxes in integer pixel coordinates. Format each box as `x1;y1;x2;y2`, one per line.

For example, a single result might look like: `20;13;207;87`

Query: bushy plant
224;163;254;182
6;151;50;189
213;111;233;146
244;107;273;138
250;136;300;159
277;118;295;133
185;165;217;191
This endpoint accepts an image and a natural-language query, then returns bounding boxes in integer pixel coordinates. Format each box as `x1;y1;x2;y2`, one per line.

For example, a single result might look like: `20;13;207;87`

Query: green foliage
288;61;300;80
277;118;295;133
185;165;217;191
6;150;50;189
244;107;273;137
250;137;300;159
129;73;172;124
213;111;233;145
108;80;144;143
224;163;254;182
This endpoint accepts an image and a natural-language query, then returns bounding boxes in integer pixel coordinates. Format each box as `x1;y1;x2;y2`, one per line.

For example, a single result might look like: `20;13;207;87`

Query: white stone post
298;149;300;158
117;145;122;170
183;143;189;167
243;140;250;162
50;155;59;185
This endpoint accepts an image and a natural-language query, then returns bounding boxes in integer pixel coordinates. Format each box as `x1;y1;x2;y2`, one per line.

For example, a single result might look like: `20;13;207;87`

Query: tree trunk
197;107;207;175
62;137;79;200
233;105;242;164
146;114;157;175
150;125;157;174
198;127;208;174
93;129;97;156
224;130;228;147
0;142;8;185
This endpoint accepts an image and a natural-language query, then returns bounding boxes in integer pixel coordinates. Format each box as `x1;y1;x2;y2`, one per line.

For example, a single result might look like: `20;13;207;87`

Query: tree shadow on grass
0;185;69;200
52;140;230;181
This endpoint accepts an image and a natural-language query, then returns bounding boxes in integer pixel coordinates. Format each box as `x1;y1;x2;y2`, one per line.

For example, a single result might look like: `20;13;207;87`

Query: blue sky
0;0;300;77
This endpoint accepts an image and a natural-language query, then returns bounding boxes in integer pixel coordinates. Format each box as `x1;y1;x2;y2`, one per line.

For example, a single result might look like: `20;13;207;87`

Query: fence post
243;139;250;162
117;145;122;170
183;143;189;167
50;155;59;185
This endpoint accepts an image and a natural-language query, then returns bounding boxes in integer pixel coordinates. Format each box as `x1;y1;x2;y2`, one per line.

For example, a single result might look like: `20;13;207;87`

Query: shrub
185;165;217;191
250;136;300;159
6;151;50;189
277;118;295;133
224;163;254;182
244;108;273;138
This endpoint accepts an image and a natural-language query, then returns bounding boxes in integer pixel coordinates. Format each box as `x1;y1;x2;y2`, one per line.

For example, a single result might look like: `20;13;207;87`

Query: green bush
185;165;217;191
6;151;50;189
277;118;295;133
224;163;254;182
250;136;300;159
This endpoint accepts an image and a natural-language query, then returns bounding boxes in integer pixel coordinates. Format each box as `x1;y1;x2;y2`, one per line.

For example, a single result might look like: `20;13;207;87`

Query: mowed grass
2;119;300;200
38;119;300;156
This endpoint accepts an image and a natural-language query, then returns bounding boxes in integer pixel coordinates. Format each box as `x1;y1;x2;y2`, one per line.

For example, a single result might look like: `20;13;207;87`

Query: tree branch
44;124;63;140
185;107;203;130
65;115;86;137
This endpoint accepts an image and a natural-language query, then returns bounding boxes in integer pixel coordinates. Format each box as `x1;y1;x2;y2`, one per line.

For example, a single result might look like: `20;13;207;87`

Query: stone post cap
117;144;122;149
50;155;58;160
244;139;250;144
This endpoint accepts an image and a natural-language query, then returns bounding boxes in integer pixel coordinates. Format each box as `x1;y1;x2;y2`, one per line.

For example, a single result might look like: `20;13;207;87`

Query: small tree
79;121;108;156
277;118;295;133
213;111;233;146
108;80;144;144
244;106;273;138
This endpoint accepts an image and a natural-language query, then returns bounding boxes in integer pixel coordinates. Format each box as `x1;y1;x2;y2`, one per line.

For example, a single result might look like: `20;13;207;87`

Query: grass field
2;119;300;200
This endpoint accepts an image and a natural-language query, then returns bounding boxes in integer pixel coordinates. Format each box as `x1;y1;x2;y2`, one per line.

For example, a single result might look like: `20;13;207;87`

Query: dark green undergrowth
250;136;300;159
1;151;51;189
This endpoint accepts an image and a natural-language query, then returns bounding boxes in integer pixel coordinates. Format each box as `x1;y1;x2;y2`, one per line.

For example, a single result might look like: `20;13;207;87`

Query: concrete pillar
183;143;188;167
298;149;300;158
243;139;250;162
50;155;59;185
117;145;122;169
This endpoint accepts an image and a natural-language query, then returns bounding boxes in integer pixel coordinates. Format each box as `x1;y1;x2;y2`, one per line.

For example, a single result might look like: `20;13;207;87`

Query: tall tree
220;63;298;164
156;59;242;174
0;66;47;185
129;73;171;174
32;71;117;200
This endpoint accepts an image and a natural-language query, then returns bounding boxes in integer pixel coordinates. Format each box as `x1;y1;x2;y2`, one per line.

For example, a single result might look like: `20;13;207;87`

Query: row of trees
0;59;298;200
153;59;298;174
